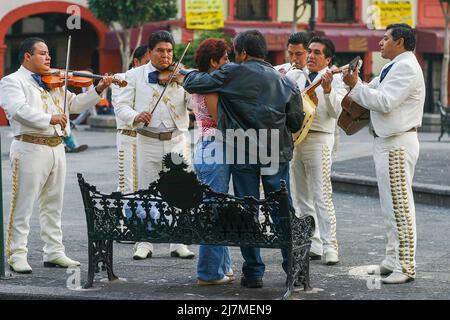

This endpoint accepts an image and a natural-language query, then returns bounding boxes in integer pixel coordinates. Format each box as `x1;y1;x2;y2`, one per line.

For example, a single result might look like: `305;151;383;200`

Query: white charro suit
112;72;138;194
115;62;191;254
289;67;347;259
0;65;101;265
348;51;425;279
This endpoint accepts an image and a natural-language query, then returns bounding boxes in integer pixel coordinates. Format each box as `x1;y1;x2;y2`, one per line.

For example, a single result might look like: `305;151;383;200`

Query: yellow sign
186;0;224;30
368;0;413;29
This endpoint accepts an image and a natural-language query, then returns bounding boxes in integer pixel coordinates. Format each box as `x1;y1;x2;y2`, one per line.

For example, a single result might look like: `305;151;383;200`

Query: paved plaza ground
0;126;449;300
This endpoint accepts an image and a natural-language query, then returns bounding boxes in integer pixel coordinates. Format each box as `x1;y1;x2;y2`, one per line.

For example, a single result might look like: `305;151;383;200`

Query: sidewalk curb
332;173;450;207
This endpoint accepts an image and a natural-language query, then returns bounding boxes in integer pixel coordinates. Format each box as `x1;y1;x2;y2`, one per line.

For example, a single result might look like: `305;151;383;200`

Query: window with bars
324;0;356;23
236;0;269;21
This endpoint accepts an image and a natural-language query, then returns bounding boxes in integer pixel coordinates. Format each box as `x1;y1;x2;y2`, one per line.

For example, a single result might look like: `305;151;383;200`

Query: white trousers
136;132;191;253
116;132;138;193
291;132;338;256
6;140;67;263
373;132;418;278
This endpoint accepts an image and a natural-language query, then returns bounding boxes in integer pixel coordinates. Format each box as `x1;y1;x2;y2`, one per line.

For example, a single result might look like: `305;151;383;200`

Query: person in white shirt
290;36;347;265
343;23;425;284
275;32;311;85
112;45;149;198
111;45;150;245
0;37;113;273
115;31;195;260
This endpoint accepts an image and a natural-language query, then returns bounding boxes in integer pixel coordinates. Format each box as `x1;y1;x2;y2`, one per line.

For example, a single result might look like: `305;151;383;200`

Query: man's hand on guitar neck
342;68;359;90
320;70;333;94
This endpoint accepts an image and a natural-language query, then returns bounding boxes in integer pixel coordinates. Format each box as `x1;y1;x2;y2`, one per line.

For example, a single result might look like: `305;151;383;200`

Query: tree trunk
442;17;450;108
292;0;299;34
440;1;450;108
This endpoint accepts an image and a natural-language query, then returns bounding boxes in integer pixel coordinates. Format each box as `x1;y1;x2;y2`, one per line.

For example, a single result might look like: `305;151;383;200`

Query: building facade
0;0;448;120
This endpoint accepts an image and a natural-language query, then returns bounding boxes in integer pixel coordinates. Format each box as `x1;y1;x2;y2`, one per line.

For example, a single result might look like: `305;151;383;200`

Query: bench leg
83;240;118;288
104;240;118;282
283;246;294;300
295;244;312;291
83;239;96;289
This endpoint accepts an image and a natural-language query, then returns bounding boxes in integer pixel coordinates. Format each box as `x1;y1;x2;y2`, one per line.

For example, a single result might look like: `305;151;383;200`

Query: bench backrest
77;154;313;249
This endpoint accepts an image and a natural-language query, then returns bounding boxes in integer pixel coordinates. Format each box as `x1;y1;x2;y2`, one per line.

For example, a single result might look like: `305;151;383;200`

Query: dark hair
148;30;175;50
386;23;416;51
194;38;231;72
287;32;312;48
18;37;45;63
308;36;335;65
133;45;148;61
233;30;267;59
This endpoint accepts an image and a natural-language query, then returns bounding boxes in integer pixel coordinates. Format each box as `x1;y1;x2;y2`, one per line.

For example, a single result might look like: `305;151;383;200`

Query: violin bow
63;35;71;115
149;42;191;115
60;35;72;136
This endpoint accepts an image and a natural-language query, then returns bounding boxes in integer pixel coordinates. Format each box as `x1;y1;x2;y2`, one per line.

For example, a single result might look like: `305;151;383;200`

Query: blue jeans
194;139;232;281
231;162;292;280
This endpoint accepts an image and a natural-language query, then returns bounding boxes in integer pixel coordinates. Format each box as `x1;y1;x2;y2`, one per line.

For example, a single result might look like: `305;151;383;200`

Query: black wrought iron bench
77;153;314;299
437;101;450;141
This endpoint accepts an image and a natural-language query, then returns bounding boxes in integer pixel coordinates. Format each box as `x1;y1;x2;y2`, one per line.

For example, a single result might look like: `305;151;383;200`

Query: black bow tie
305;72;318;88
31;73;48;90
148;70;160;84
380;63;394;83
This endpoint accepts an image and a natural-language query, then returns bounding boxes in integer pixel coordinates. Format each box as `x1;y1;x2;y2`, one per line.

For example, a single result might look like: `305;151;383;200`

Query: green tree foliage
174;31;233;69
88;0;177;71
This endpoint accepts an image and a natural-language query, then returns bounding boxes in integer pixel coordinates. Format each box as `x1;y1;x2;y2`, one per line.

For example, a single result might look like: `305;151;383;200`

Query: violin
41;69;127;89
157;63;190;86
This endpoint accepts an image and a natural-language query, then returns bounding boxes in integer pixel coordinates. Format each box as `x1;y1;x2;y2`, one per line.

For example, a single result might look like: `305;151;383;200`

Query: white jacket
114;62;190;132
349;51;425;137
111;72;130;130
0;66;101;137
296;67;347;134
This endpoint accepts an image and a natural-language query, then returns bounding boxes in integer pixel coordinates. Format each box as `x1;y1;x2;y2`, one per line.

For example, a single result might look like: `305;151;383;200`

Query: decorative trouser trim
388;147;415;277
6;158;19;259
132;144;138;192
322;145;338;253
118;150;125;193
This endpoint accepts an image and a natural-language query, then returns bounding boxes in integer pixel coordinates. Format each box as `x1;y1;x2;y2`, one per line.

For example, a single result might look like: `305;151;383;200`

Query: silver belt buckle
159;132;172;141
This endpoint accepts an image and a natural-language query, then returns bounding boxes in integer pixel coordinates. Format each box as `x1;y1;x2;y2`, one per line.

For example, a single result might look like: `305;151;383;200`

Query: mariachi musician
0;37;113;273
290;36;347;265
342;24;424;284
114;30;195;260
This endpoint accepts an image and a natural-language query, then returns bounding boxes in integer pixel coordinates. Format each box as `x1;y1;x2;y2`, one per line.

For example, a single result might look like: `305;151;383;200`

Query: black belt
373;127;416;138
136;128;182;141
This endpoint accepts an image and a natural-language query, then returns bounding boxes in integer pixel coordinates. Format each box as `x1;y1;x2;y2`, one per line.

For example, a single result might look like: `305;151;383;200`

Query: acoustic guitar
293;56;362;146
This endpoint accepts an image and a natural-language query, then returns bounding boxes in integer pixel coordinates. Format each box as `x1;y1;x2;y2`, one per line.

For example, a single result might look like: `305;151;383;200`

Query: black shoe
309;252;322;261
71;144;88;153
240;276;263;288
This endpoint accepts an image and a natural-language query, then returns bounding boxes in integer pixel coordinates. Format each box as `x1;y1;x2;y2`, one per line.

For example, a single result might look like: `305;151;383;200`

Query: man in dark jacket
183;30;304;288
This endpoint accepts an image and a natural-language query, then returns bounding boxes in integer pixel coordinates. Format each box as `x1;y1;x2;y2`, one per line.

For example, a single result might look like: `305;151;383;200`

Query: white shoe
197;275;234;286
133;247;152;260
367;265;393;276
9;259;32;274
382;272;414;284
323;252;339;265
44;256;80;268
170;246;195;259
225;269;235;280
